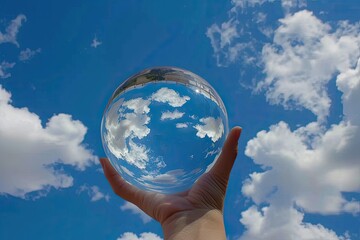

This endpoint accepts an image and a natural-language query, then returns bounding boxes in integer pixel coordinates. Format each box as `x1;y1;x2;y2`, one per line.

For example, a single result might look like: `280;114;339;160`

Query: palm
138;171;227;224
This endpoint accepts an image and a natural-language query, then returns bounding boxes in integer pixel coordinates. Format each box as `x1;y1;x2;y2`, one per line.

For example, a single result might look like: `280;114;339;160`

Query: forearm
161;209;226;240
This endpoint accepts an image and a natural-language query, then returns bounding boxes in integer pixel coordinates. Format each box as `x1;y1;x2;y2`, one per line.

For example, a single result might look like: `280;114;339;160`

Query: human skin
100;126;242;239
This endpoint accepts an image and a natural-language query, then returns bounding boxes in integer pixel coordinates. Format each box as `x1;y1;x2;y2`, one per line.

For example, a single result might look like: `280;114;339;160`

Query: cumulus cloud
19;48;41;62
241;56;360;239
120;201;152;223
0;14;26;47
104;97;151;169
240;206;345;240
91;36;102;48
151;87;190;107
160;110;184;120
117;232;162;240
258;10;360;120
194;117;224;142
0;86;97;198
77;185;110;202
0;61;15;79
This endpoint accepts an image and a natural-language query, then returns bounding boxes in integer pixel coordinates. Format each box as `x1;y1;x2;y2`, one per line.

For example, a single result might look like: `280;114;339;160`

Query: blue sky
0;0;359;239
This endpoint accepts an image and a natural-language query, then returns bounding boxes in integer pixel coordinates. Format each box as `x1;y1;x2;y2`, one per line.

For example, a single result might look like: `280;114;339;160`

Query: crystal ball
101;67;228;194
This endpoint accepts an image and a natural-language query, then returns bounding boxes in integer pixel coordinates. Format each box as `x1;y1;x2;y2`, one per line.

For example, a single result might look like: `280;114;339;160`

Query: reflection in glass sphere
101;67;228;194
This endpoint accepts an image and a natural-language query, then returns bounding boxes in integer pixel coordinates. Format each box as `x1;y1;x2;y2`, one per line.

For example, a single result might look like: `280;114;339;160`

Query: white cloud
231;0;274;9
281;0;307;13
176;123;188;128
140;169;185;184
207;1;311;67
0;14;26;47
337;57;360;125
91;36;102;48
231;0;306;12
117;232;162;240
104;98;151;169
160;109;184;120
0;61;15;79
120;201;152;224
0;85;97;198
151;87;190;107
19;48;41;62
206;18;249;66
77;185;110;202
241;56;360;239
258;10;360;120
244;121;360;215
240;206;347;240
194;117;224;142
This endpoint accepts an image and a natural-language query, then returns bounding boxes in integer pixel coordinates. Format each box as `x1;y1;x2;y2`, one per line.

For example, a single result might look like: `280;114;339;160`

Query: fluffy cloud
244;120;360;215
241;56;360;239
19;48;41;62
206;0;310;66
77;185;110;202
120;201;152;223
232;7;360;239
0;14;26;47
0;61;15;79
0;86;97;198
117;232;162;240
258;10;360;120
104;97;151;169
160;110;184;120
151;87;190;107
240;206;345;240
194;117;224;142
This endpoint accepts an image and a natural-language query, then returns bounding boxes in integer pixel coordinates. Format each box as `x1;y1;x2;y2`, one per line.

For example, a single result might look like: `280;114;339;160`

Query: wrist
161;209;226;240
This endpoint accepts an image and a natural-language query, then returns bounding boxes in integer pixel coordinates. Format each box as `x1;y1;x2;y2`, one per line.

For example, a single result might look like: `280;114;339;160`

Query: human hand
100;126;241;239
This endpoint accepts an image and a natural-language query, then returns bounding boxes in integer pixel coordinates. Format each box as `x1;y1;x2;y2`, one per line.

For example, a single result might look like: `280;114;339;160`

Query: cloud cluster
238;11;360;240
0;14;26;47
0;86;97;198
258;10;360;120
104;97;151;169
104;87;191;170
117;232;162;240
207;1;360;238
206;0;309;67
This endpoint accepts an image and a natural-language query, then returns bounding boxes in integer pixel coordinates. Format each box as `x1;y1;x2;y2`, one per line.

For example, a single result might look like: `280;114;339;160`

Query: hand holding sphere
100;67;242;239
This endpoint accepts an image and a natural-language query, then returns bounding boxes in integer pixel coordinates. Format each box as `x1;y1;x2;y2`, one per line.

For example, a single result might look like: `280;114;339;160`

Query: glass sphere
101;67;228;194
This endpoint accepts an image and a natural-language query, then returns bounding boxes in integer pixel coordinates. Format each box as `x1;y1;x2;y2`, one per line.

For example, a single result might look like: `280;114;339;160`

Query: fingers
209;126;242;181
100;158;146;206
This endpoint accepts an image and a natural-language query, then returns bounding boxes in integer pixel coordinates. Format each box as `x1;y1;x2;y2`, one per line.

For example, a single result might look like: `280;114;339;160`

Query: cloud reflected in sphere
101;67;228;194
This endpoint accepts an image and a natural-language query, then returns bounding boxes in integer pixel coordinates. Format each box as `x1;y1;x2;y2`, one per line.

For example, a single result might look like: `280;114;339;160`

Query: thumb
209;126;242;181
